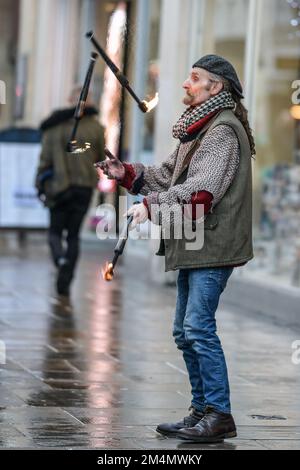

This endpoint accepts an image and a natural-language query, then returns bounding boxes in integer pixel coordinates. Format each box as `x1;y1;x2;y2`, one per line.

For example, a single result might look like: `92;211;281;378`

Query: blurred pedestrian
97;55;255;443
36;86;105;297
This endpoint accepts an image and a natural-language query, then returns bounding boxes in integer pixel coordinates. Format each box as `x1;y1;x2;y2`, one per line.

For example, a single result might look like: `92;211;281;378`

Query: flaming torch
102;202;138;281
86;31;159;113
66;52;98;154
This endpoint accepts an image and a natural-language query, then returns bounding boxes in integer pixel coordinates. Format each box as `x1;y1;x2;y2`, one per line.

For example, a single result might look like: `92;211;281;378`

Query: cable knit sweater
121;124;240;225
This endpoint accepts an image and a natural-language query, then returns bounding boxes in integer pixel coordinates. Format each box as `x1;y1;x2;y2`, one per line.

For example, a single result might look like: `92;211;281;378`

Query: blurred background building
0;0;300;290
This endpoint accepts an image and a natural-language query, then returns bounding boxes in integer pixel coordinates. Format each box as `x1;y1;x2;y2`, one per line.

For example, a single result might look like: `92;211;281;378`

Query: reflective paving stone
0;236;299;449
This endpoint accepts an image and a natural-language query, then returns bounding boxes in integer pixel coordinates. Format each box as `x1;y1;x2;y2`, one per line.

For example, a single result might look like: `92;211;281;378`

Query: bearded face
182;68;223;107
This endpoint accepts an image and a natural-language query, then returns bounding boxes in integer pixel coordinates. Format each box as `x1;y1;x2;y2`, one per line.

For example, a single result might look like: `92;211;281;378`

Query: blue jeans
173;267;234;414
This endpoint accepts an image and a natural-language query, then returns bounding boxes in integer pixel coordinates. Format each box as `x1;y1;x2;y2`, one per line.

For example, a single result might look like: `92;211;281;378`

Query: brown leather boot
177;406;237;443
156;406;204;437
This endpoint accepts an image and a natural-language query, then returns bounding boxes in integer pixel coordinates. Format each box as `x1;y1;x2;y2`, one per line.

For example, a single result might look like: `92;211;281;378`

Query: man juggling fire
96;55;255;443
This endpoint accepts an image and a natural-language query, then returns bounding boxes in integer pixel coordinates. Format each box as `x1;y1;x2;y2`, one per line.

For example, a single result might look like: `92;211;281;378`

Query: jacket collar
180;110;220;143
40;106;98;131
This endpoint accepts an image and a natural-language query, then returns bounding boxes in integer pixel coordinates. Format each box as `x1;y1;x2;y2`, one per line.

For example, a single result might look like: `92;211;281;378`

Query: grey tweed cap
193;54;244;99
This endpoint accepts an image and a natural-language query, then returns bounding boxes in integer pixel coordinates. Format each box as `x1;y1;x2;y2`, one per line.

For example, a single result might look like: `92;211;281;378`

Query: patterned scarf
172;91;235;141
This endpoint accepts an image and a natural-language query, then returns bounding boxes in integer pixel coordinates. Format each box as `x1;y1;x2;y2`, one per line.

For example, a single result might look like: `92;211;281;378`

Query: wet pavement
0;234;300;450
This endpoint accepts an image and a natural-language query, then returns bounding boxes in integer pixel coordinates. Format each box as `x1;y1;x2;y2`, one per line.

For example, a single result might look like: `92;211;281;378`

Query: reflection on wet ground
0;235;299;449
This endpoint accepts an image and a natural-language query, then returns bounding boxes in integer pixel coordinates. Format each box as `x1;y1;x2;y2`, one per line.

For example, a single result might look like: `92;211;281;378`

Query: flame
71;142;91;154
142;92;159;112
102;262;114;281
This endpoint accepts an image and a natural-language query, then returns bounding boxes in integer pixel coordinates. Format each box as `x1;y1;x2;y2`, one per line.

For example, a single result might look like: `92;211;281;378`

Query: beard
183;92;194;106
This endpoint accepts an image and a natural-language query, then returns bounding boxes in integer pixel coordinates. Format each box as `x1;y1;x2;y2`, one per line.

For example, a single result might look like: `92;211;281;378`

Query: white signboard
0;142;49;228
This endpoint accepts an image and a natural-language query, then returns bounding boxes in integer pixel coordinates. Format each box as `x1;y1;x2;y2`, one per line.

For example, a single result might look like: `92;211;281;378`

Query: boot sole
178;430;237;443
156;427;181;437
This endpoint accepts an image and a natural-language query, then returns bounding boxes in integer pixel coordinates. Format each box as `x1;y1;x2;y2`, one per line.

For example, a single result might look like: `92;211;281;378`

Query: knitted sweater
121;124;240;222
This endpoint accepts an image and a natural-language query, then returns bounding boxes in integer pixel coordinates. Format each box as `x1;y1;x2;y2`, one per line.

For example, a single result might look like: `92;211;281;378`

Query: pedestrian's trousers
48;186;92;282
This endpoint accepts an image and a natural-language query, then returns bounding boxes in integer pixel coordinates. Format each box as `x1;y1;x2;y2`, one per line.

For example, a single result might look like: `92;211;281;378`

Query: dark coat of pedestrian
36;91;105;297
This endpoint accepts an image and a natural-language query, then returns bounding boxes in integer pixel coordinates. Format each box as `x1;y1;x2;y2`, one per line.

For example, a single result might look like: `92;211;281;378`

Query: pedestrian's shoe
156;406;204;437
56;262;72;297
177;406;237;443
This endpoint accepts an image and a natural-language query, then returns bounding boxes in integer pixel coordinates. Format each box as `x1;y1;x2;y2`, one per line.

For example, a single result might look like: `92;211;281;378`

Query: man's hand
94;147;125;180
125;203;148;230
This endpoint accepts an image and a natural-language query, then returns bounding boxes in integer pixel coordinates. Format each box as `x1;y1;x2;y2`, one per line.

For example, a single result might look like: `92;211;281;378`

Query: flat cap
193;54;244;99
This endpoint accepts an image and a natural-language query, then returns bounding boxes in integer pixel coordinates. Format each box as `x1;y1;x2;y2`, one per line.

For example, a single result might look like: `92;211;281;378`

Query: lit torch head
67;141;91;154
141;92;159;113
102;262;114;281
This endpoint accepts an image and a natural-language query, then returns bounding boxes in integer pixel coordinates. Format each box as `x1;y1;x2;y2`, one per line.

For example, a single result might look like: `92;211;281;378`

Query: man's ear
211;81;224;96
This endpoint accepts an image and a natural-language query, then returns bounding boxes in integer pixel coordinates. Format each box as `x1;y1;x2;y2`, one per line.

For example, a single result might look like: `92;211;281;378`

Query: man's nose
183;79;190;89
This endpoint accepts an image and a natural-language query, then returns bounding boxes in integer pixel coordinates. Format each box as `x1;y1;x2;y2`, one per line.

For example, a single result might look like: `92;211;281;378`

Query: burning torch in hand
95;149;148;281
101;201;145;282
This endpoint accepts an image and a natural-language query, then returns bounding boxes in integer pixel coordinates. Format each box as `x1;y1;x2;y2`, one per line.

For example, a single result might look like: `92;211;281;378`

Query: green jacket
161;110;254;271
36;107;104;207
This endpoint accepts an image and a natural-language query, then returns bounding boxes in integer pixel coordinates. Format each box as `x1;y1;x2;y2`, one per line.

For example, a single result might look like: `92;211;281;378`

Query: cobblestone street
0;235;299;450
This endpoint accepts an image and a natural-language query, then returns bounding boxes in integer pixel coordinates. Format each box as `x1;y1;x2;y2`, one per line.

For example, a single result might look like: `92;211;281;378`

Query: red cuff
184;191;213;219
120;163;136;190
142;198;151;220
